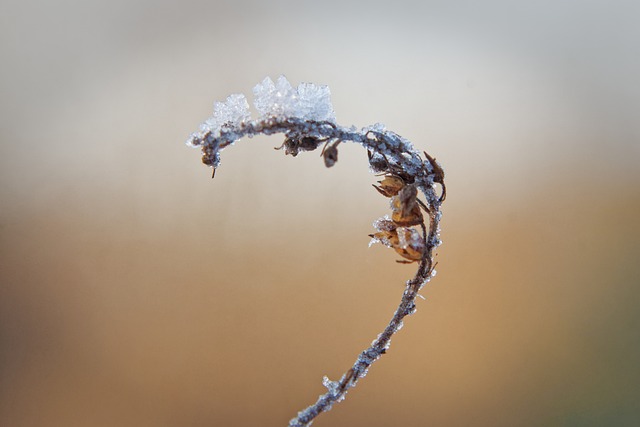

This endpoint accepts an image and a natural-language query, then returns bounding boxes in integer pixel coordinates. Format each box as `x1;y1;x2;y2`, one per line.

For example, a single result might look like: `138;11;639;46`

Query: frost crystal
252;75;336;122
185;94;250;147
322;376;340;397
397;227;409;249
252;76;290;117
364;122;387;133
207;93;251;131
372;216;394;231
295;82;335;122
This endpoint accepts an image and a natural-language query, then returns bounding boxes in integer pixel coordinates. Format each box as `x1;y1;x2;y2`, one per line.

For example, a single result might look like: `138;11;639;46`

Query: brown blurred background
1;1;639;426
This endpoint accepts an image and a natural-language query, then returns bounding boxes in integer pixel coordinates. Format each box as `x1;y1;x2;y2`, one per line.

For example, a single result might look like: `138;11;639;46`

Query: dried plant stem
189;113;444;427
288;212;440;427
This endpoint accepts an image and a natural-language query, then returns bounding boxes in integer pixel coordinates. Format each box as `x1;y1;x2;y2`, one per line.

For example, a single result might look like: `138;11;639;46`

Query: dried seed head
369;226;424;263
322;143;339;168
276;136;324;157
390;184;423;226
393;227;425;262
373;175;405;197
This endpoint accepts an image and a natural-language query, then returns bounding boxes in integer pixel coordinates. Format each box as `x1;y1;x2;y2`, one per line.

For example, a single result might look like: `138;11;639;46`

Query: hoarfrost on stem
185;76;445;427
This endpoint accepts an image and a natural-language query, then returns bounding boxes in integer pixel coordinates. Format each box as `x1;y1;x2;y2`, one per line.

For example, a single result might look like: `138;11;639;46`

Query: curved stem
288;212;439;427
188;115;444;427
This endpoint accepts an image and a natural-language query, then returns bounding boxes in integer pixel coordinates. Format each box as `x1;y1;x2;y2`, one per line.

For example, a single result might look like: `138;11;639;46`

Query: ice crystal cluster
187;76;335;149
185;76;445;427
253;76;335;122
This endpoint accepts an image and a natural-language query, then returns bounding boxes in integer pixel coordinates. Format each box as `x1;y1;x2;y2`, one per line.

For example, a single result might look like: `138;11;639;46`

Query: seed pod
369;226;424;263
322;141;339;167
393;227;425;262
275;136;323;157
390;184;423;226
373;175;405;197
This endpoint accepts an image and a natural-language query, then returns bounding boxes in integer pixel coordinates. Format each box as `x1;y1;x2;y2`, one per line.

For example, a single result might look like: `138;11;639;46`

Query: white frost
253;75;336;122
186;93;251;147
206;93;251;131
364;122;386;134
189;76;337;147
295;81;335;122
322;375;340;397
252;77;277;116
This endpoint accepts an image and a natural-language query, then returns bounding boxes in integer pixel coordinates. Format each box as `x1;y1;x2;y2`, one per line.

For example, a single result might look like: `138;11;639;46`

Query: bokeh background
1;1;639;426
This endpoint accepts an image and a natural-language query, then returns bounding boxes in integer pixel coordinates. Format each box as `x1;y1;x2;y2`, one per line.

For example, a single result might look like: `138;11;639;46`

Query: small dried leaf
424;151;446;201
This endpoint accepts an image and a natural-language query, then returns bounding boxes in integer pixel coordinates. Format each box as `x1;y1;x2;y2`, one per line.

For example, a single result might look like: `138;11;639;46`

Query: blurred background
1;0;639;426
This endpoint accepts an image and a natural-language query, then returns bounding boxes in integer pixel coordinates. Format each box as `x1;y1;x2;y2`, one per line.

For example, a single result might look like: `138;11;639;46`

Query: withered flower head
390;184;423;226
373;174;405;197
276;136;324;157
322;141;339;168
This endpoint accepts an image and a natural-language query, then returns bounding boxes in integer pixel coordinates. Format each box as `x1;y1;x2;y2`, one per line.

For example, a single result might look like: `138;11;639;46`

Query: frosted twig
186;76;445;426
